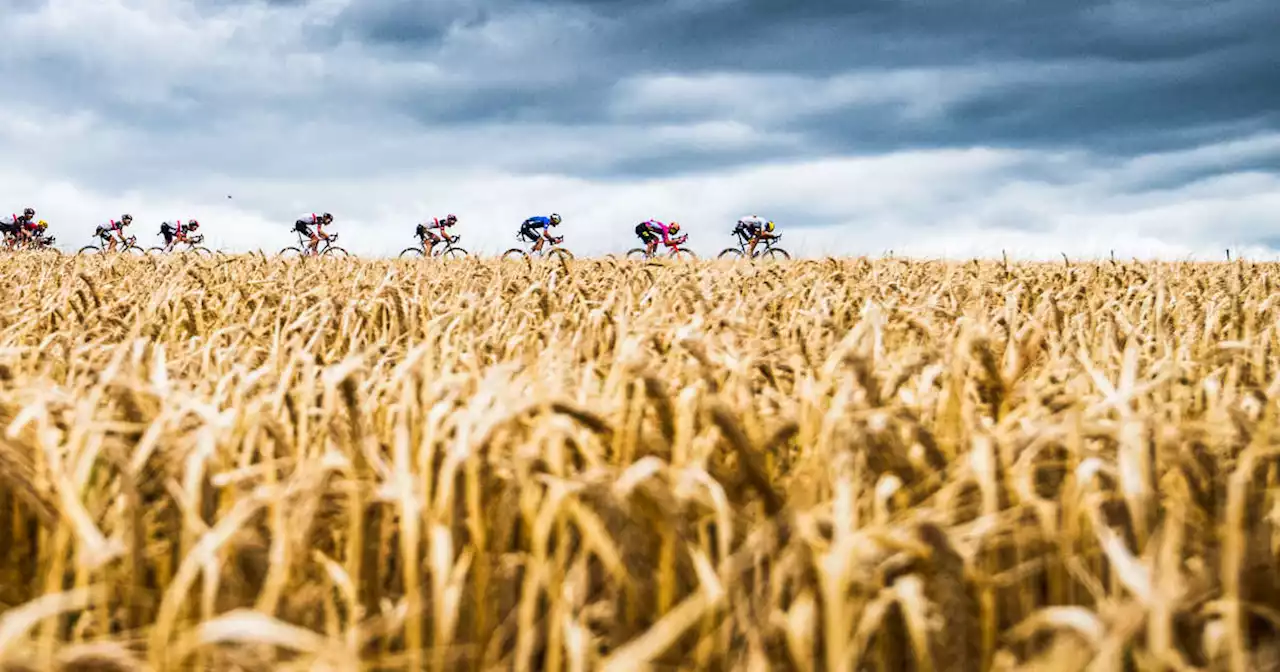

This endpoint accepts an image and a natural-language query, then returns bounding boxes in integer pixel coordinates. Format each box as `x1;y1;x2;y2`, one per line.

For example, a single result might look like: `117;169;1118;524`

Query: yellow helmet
37;220;48;228
765;220;775;232
669;222;680;233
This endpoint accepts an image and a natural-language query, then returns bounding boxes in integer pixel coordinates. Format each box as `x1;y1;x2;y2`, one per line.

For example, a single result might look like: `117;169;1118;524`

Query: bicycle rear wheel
717;248;745;259
77;245;102;255
146;247;167;255
399;247;424;258
502;249;528;260
279;247;304;257
625;248;650;260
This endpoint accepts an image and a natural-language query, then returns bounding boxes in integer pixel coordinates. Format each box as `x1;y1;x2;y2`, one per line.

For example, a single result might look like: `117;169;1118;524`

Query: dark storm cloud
5;0;1277;192
330;0;1279;182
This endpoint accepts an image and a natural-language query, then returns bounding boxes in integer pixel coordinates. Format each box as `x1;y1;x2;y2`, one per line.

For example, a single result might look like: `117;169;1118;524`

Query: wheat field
0;252;1277;671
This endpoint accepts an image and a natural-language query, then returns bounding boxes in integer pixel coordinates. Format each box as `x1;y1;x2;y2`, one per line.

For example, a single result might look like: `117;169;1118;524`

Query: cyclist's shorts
519;225;541;242
635;223;658;242
294;221;314;237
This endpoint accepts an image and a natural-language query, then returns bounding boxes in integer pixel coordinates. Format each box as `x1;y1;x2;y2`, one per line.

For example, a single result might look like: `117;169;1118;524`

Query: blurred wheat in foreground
1;253;1279;671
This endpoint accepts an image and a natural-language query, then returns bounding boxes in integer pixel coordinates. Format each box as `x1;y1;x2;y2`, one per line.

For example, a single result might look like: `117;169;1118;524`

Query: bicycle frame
296;230;338;255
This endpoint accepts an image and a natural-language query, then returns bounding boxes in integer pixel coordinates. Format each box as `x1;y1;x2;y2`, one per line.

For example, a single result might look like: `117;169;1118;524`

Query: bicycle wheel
625;248;650;260
192;247;214;256
322;246;349;257
77;245;102;255
548;248;574;262
123;245;145;255
502;249;528;260
279;247;305;257
671;249;697;260
762;248;791;260
717;248;745;259
399;247;425;258
439;247;468;259
146;247;167;255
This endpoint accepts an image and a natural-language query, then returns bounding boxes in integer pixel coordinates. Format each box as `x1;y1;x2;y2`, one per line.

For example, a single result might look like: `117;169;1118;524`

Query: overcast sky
3;0;1278;258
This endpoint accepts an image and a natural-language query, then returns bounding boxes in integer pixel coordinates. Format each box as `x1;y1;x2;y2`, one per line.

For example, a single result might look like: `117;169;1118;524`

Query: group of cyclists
6;206;783;257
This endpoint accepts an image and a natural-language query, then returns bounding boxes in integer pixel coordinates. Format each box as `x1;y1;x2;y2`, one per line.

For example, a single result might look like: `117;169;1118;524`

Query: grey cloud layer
2;0;1276;241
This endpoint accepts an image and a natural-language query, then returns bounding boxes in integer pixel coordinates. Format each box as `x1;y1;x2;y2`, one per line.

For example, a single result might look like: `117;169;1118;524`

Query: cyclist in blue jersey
518;213;562;254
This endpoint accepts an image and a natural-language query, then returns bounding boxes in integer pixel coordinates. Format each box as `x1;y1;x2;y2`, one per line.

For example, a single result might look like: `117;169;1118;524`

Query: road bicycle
626;234;696;260
717;230;791;260
502;234;573;261
399;233;468;259
2;232;57;252
148;233;213;255
78;235;144;255
280;231;348;257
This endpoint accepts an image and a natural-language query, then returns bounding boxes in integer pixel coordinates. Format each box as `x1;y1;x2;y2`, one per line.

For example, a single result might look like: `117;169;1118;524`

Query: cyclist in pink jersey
634;219;683;257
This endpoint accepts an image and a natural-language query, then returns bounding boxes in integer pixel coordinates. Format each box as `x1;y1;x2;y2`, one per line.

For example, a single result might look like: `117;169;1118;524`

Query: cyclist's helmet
23;208;35;218
669;222;681;234
765;221;775;232
36;221;48;231
187;220;200;230
321;212;333;223
445;214;458;225
550;213;562;225
121;214;133;225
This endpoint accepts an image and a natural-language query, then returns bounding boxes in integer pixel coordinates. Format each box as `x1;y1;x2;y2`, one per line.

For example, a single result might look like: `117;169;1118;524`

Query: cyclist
415;214;458;249
95;214;134;252
31;221;53;248
294;212;333;255
735;214;777;257
519;213;562;254
634;219;682;257
5;208;35;248
159;219;200;249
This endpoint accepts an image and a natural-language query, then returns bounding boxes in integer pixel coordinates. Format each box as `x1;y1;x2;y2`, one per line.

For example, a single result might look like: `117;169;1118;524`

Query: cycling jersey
297;213;326;226
523;216;552;230
738;215;767;232
98;220;125;237
160;221;187;243
638;220;675;243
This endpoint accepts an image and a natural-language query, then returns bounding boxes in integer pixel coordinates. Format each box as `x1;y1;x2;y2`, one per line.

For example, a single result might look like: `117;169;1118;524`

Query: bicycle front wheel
762;248;791;260
399;247;425;258
717;248;745;259
124;245;145;255
671;249;697;260
439;247;468;259
322;246;349;257
548;248;574;262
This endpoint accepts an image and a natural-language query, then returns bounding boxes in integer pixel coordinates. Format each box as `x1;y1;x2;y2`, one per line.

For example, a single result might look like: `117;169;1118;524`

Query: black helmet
121;214;133;224
321;212;333;222
187;220;200;230
445;214;458;224
23;208;34;217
